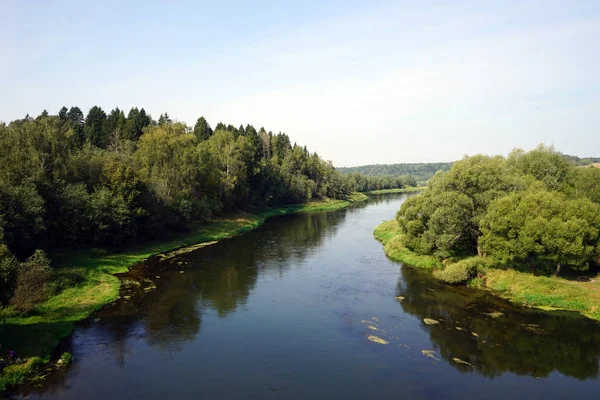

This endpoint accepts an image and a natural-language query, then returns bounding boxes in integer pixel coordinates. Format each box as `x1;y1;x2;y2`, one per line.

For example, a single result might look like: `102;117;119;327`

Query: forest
391;145;600;278
0;106;412;313
340;157;600;184
338;162;454;183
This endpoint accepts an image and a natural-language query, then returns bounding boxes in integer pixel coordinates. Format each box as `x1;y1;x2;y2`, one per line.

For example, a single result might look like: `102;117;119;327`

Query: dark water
14;194;600;399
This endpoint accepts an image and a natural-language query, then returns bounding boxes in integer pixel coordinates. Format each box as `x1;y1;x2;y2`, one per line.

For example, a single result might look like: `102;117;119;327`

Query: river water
14;194;600;399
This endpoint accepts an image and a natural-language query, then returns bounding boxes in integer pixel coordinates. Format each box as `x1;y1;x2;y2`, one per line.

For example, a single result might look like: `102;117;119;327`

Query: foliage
341;152;600;183
0;357;43;393
507;144;571;190
393;145;600;277
10;250;52;312
397;155;520;258
479;187;600;275
432;257;492;284
59;352;73;366
339;162;453;182
373;220;442;269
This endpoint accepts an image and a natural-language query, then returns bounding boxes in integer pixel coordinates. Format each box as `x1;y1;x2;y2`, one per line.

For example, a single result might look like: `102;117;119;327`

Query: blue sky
1;0;599;166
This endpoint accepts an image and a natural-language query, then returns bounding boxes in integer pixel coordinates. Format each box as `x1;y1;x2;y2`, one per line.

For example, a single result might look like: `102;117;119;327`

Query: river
14;193;600;399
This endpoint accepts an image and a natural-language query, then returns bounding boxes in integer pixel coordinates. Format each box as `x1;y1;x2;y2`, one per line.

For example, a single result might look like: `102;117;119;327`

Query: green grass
0;357;43;393
0;193;368;394
374;219;600;322
373;220;442;269
485;269;600;321
365;186;427;195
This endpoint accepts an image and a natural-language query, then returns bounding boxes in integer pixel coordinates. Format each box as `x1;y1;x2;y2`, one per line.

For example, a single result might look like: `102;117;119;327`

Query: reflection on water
397;266;600;379
13;193;600;399
93;211;348;353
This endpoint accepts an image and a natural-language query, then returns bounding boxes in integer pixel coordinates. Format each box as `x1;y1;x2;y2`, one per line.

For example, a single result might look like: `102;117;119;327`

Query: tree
66;106;85;143
0;180;46;257
508;144;570;191
479;187;600;275
10;250;52;311
106;108;126;137
193;116;213;141
397;155;520;257
58;106;68;122
158;113;172;126
84;106;108;147
124;107;151;140
203;129;252;207
0;225;19;305
564;166;600;204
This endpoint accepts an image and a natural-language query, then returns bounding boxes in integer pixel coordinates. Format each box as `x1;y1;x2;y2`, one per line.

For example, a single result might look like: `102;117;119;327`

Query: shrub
0;243;19;305
433;257;492;285
59;352;73;366
10;250;52;312
0;357;43;392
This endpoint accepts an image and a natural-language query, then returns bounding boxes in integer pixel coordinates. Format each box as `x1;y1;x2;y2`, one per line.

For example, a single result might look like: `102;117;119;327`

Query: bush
0;243;19;305
10;250;52;312
433;257;492;285
59;352;73;366
0;357;43;392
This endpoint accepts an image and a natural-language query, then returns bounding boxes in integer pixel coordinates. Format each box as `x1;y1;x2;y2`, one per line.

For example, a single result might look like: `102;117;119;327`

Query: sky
1;0;599;167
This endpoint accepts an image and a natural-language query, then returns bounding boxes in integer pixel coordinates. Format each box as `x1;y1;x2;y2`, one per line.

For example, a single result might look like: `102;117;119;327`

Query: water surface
15;194;600;399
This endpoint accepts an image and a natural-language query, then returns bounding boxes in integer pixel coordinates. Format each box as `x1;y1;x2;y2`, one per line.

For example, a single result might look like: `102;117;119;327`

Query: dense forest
338;162;454;183
0;106;411;312
395;145;600;280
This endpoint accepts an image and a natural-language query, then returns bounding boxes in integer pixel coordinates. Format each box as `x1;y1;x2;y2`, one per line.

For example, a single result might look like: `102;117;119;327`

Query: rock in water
423;318;439;325
421;350;440;361
452;357;473;367
367;335;389;345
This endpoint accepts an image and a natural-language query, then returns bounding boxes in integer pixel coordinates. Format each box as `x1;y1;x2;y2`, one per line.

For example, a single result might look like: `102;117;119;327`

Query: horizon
2;1;599;166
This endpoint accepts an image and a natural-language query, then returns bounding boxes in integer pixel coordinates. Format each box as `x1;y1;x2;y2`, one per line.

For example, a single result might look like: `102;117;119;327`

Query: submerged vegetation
375;145;600;320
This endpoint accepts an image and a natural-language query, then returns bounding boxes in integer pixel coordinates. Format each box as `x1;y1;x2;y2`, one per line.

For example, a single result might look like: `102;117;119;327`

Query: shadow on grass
0;320;76;359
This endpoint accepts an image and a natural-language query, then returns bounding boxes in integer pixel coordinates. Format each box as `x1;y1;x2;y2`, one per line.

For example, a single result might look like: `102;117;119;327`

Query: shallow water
14;194;600;399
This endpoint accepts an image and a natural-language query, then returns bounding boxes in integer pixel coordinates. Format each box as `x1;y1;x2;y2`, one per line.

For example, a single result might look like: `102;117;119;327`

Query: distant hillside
338;162;454;183
339;155;600;183
563;155;600;166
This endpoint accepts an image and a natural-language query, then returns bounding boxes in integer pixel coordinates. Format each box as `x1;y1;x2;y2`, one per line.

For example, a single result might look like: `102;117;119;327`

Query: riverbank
364;186;426;195
374;219;600;322
0;193;368;393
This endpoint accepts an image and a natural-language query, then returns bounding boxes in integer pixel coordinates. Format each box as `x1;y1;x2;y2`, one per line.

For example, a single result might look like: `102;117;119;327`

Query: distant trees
339;162;454;183
340;150;600;186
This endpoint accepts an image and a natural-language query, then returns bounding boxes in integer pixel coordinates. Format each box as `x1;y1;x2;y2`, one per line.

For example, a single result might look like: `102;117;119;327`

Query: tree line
338;162;454;183
396;145;600;277
0;106;410;311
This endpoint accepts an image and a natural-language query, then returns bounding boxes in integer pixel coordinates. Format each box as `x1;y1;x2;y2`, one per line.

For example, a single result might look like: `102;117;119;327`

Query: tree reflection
109;210;350;350
396;265;600;379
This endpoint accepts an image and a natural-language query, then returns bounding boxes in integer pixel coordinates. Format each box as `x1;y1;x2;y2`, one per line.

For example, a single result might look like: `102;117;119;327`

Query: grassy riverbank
374;219;600;322
364;186;426;195
0;193;367;392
